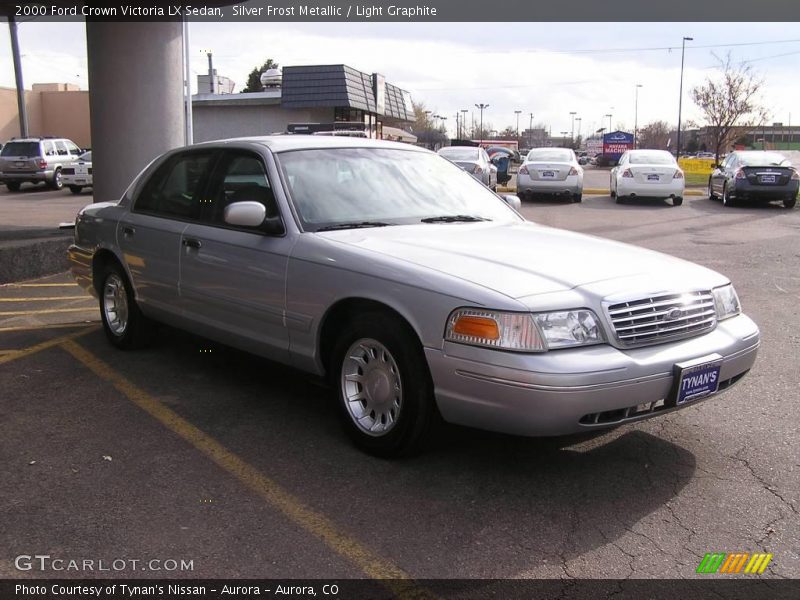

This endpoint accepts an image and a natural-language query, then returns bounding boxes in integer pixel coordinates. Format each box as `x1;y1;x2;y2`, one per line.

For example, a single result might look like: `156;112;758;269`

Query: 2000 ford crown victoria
68;137;759;456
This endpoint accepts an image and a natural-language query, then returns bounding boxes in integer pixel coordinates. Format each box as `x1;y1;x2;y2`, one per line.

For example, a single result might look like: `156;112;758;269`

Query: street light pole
676;36;693;157
569;111;577;144
575;117;582;148
605;113;612;133
460;109;468;139
514;109;522;139
475;103;489;146
634;84;643;149
529;112;534;148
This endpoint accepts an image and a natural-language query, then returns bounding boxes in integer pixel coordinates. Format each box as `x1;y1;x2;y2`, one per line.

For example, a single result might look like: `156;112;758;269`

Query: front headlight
712;284;741;320
533;310;604;349
445;308;604;352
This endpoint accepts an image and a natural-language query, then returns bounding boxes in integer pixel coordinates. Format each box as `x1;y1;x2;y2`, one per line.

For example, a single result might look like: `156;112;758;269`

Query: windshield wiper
420;215;492;223
316;221;395;231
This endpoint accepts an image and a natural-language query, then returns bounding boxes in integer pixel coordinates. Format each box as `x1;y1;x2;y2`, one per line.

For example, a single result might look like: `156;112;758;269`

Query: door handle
122;226;135;236
182;238;202;249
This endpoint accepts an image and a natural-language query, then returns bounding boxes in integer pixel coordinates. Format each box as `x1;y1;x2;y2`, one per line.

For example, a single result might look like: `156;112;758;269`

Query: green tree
241;59;280;93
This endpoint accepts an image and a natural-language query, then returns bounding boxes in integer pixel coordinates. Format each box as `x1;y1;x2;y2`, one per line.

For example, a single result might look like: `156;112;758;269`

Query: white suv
0;137;83;191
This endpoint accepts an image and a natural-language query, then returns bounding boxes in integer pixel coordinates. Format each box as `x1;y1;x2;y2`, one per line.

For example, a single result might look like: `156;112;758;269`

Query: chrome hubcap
103;274;129;336
341;338;402;436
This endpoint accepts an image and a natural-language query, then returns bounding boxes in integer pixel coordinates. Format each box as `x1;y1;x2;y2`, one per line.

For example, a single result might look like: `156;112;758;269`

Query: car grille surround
605;290;717;348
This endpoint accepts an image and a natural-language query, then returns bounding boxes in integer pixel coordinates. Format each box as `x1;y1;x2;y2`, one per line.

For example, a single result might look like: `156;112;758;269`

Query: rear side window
55;141;69;156
1;142;40;157
134;152;215;220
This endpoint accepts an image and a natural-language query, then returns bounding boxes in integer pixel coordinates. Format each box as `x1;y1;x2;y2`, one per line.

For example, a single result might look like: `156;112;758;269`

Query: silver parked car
436;145;497;190
62;151;93;194
68;136;759;457
0;136;83;191
517;147;583;202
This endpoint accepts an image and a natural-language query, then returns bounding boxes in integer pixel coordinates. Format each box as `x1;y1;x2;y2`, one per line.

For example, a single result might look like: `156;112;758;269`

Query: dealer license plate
541;170;555;178
647;174;660;181
674;357;722;405
759;175;776;184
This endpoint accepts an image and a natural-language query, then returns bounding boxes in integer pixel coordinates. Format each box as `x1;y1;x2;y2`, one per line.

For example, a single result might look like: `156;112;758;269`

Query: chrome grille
607;291;716;347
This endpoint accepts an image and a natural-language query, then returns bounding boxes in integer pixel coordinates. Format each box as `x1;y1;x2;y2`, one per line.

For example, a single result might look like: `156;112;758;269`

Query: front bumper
617;178;684;199
425;313;759;436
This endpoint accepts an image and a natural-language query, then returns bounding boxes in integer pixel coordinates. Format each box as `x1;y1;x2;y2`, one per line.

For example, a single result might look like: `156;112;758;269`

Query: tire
572;193;582;203
785;195;797;209
69;185;83;195
99;262;154;350
673;197;683;206
331;311;437;457
708;178;717;200
5;182;21;192
49;169;63;190
610;177;616;198
616;195;624;204
722;183;734;207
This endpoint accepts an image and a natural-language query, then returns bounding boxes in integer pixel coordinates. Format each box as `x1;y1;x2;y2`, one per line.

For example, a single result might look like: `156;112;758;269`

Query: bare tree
691;54;769;162
638;120;672;150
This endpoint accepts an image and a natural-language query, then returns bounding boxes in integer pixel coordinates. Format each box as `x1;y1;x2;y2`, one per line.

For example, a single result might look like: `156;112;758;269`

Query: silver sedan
517;147;584;202
68;136;759;457
437;145;497;190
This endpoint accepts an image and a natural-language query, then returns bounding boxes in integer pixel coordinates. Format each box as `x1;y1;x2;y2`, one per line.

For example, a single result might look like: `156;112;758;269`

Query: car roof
191;135;428;154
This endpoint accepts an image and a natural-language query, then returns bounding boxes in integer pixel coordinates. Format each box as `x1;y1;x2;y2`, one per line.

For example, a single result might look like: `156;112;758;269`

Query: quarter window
134;152;214;220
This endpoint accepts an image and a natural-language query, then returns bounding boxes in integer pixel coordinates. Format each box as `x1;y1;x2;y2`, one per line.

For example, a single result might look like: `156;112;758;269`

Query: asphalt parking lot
1;191;798;583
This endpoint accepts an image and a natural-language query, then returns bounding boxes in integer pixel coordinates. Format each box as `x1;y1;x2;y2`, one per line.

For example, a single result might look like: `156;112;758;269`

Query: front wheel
785;195;797;209
99;263;154;349
331;312;437;457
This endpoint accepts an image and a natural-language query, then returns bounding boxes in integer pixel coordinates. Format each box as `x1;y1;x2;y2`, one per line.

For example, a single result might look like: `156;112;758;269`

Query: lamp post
676;36;693;157
460;109;469;139
605;113;612;133
514;109;522;139
575;117;582;148
634;84;643;148
569;111;577;143
475;103;489;146
454;112;460;139
528;112;534;148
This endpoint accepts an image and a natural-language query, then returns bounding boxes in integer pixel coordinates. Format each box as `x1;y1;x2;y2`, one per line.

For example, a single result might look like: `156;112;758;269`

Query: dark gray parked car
68;136;759;457
0;137;83;191
709;150;798;208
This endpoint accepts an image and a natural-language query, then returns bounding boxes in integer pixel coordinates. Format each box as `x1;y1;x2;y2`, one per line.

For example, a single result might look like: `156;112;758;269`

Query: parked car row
0;136;92;193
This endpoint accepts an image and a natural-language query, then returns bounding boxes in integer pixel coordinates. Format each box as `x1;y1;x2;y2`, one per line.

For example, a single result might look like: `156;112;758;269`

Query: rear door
118;149;217;315
179;149;292;362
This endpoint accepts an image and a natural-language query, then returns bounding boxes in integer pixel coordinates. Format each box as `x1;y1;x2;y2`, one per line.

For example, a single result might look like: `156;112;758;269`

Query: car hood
319;221;725;300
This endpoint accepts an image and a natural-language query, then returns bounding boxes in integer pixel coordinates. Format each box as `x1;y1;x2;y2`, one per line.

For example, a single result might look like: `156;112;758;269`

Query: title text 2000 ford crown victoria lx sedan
68;137;759;457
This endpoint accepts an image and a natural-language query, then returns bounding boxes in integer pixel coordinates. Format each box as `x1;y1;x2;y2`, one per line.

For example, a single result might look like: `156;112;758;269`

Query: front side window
277;148;520;231
204;152;279;228
134;151;214;220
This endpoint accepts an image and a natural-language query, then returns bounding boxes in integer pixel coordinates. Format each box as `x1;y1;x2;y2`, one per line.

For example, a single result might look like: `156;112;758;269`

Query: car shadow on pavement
582;196;676;210
691;196;794;214
84;325;698;578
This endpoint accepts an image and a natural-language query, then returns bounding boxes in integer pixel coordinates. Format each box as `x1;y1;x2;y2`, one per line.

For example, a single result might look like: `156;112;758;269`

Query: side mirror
224;201;266;228
501;194;522;211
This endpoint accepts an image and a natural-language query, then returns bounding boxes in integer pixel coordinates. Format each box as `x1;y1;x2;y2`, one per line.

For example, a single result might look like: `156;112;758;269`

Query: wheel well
318;298;421;376
91;249;122;295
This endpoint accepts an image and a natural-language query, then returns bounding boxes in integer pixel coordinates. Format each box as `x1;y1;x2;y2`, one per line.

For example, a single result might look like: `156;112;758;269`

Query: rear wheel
722;183;734;207
610;177;616;198
572;193;582;203
785;195;797;209
99;262;154;349
673;197;683;206
49;169;63;190
5;182;21;192
331;312;437;457
69;185;83;195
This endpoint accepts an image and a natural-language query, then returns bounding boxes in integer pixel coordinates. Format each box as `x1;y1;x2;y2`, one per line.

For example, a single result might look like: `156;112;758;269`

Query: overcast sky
1;20;797;137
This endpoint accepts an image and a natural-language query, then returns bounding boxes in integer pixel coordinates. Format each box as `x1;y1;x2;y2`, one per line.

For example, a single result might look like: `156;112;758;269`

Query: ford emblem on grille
664;308;683;321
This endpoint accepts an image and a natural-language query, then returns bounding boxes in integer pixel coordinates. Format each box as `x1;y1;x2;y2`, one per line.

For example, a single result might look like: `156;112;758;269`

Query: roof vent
260;68;282;89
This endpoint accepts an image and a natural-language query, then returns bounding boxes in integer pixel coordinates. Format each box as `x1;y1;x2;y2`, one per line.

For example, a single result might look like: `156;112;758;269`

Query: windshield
277;148;520;231
437;147;480;161
629;151;676;165
738;152;790;167
1;142;40;157
526;149;573;162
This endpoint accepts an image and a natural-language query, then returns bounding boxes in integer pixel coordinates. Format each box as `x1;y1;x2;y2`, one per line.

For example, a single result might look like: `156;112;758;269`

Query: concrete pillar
86;22;185;202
